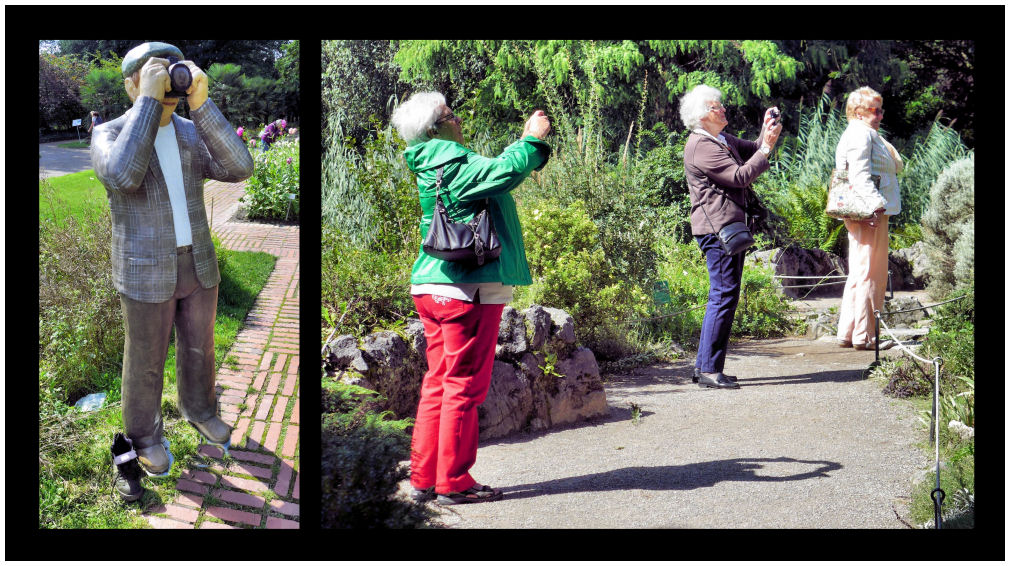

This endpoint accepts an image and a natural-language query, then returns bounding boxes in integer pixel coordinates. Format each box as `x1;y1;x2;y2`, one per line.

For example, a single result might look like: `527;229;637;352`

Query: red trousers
410;294;504;494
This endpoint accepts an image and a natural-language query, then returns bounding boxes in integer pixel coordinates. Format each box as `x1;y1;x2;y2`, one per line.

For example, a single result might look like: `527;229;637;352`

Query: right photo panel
320;39;975;531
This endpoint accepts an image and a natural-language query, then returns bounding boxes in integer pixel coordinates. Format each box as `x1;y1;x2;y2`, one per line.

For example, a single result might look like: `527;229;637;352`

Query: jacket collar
404;138;471;172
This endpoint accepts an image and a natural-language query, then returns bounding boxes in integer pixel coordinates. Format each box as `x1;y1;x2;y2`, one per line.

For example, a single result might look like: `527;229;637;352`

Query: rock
886;253;916;291
325;335;368;374
748;246;847;298
892;241;931;288
881;296;926;328
478;360;535;440
358;331;424;418
804;310;840;340
496;306;529;361
324;306;607;439
542;307;577;359
523;305;553;351
546;347;609;426
404;318;427;358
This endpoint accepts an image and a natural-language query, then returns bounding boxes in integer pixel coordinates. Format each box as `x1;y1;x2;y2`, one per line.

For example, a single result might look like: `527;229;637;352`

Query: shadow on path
502;456;843;501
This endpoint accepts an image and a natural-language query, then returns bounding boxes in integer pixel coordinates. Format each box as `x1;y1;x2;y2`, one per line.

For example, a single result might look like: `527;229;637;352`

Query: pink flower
286;157;292;164
288;128;298;136
236;126;244;137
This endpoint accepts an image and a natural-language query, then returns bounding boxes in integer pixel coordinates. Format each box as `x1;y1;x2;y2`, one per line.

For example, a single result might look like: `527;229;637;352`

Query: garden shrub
646;235;794;347
321;380;431;528
241;137;300;221
39;184;122;405
920;154;973;299
513;200;650;359
321;227;415;337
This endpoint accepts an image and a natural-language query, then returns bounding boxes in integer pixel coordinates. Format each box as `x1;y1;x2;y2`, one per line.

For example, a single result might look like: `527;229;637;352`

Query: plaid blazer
92;97;254;303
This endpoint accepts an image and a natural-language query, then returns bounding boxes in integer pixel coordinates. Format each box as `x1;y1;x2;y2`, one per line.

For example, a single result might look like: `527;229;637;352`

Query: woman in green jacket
391;91;551;505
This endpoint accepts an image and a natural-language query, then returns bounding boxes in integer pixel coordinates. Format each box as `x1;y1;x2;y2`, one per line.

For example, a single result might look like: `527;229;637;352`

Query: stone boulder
324;307;609;440
748;246;847;298
891;241;931;289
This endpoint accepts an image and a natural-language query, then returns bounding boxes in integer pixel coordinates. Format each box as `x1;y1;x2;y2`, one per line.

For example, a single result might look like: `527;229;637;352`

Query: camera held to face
769;108;780;125
166;56;192;98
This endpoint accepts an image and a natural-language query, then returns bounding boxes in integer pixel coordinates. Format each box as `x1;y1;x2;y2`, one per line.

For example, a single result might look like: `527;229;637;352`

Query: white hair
679;84;722;130
390;91;446;146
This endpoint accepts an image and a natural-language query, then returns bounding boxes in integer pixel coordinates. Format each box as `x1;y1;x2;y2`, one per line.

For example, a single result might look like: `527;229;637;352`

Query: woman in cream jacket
834;86;903;350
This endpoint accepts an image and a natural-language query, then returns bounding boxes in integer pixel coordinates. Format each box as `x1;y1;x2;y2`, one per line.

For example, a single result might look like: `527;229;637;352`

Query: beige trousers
837;216;890;345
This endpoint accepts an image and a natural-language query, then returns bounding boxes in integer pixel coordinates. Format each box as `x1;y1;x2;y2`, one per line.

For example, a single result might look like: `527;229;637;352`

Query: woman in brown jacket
679;84;782;389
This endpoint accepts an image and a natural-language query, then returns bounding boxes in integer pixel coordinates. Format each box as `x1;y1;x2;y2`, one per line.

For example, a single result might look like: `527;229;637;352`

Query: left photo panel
39;39;301;529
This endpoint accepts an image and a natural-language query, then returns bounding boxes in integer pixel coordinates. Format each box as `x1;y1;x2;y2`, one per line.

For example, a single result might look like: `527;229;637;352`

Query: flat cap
121;42;184;77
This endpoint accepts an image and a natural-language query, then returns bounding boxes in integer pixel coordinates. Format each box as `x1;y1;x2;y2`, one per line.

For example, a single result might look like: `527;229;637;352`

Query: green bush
321;227;415;337
513;200;650;359
920;154;974;299
39;183;122;405
241;137;300;221
321;380;431;528
645;236;795;347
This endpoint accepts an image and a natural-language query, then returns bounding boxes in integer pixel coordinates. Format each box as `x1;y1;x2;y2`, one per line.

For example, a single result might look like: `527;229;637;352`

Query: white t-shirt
154;121;193;247
411;282;514;305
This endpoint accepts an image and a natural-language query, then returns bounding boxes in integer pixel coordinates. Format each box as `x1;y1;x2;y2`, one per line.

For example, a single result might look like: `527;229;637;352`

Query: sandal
410;486;436;503
436;483;503;506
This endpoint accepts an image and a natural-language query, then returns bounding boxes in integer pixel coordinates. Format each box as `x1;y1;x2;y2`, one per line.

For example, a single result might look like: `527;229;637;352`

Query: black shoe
111;433;144;502
697;372;740;389
694;368;737;383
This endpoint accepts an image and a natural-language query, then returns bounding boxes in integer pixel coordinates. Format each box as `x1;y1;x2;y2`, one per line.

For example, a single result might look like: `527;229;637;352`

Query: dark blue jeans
695;233;744;374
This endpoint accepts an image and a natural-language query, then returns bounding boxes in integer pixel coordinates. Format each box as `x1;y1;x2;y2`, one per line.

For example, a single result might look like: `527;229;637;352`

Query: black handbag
422;166;502;266
701;185;756;256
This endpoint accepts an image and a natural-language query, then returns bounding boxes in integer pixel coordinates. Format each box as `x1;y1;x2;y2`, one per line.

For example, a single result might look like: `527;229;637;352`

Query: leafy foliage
241;137;300;221
320;380;431;528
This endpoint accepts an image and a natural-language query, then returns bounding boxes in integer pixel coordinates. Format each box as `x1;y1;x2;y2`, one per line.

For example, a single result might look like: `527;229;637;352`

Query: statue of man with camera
91;42;254;501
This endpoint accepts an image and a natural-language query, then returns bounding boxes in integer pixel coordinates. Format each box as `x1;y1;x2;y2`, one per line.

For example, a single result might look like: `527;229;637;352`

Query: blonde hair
845;87;883;121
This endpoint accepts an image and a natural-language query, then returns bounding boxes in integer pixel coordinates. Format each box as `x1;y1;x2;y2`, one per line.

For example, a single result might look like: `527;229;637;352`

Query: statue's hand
138;57;171;102
182;61;208;111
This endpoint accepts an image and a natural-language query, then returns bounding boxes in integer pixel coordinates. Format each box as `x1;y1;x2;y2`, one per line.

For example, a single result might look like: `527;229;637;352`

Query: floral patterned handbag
824;144;887;220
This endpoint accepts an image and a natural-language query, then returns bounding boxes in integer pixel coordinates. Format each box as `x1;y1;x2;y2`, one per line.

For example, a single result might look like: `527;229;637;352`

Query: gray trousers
120;248;218;449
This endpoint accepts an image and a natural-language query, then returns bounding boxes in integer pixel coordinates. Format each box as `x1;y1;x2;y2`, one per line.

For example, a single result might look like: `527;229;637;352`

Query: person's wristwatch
759;144;771;156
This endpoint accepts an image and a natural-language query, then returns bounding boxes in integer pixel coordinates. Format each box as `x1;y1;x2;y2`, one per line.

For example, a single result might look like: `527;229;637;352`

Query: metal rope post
873;310;881;364
930;356;944;529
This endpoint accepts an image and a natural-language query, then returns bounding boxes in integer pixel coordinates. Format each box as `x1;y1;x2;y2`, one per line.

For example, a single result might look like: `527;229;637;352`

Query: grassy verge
867;288;974;528
39;170;107;223
57;141;91;149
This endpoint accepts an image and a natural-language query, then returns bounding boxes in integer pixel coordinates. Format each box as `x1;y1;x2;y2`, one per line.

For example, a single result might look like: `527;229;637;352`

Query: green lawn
39;170;108;223
58;141;91;149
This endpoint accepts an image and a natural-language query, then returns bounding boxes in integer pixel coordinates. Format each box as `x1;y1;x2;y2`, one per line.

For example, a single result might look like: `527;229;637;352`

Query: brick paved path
143;180;300;529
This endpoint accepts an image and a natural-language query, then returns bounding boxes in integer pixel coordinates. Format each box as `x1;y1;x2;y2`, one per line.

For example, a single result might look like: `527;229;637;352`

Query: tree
79;52;130;124
322;40;405;147
206;63;246;124
274;40;300;124
39;53;89;131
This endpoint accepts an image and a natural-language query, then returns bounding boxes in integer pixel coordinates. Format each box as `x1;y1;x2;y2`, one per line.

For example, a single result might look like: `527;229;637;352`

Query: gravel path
406;337;927;529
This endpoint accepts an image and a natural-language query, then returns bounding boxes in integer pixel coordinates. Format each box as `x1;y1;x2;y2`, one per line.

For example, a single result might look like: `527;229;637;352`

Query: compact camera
165;56;192;98
769;108;780;125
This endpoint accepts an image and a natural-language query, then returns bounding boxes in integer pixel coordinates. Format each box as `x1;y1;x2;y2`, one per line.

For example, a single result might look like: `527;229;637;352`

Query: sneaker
111;433;144;502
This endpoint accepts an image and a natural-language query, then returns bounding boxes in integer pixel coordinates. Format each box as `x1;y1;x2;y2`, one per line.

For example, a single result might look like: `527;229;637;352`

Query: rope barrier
875;310;946;529
877;293;971;317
